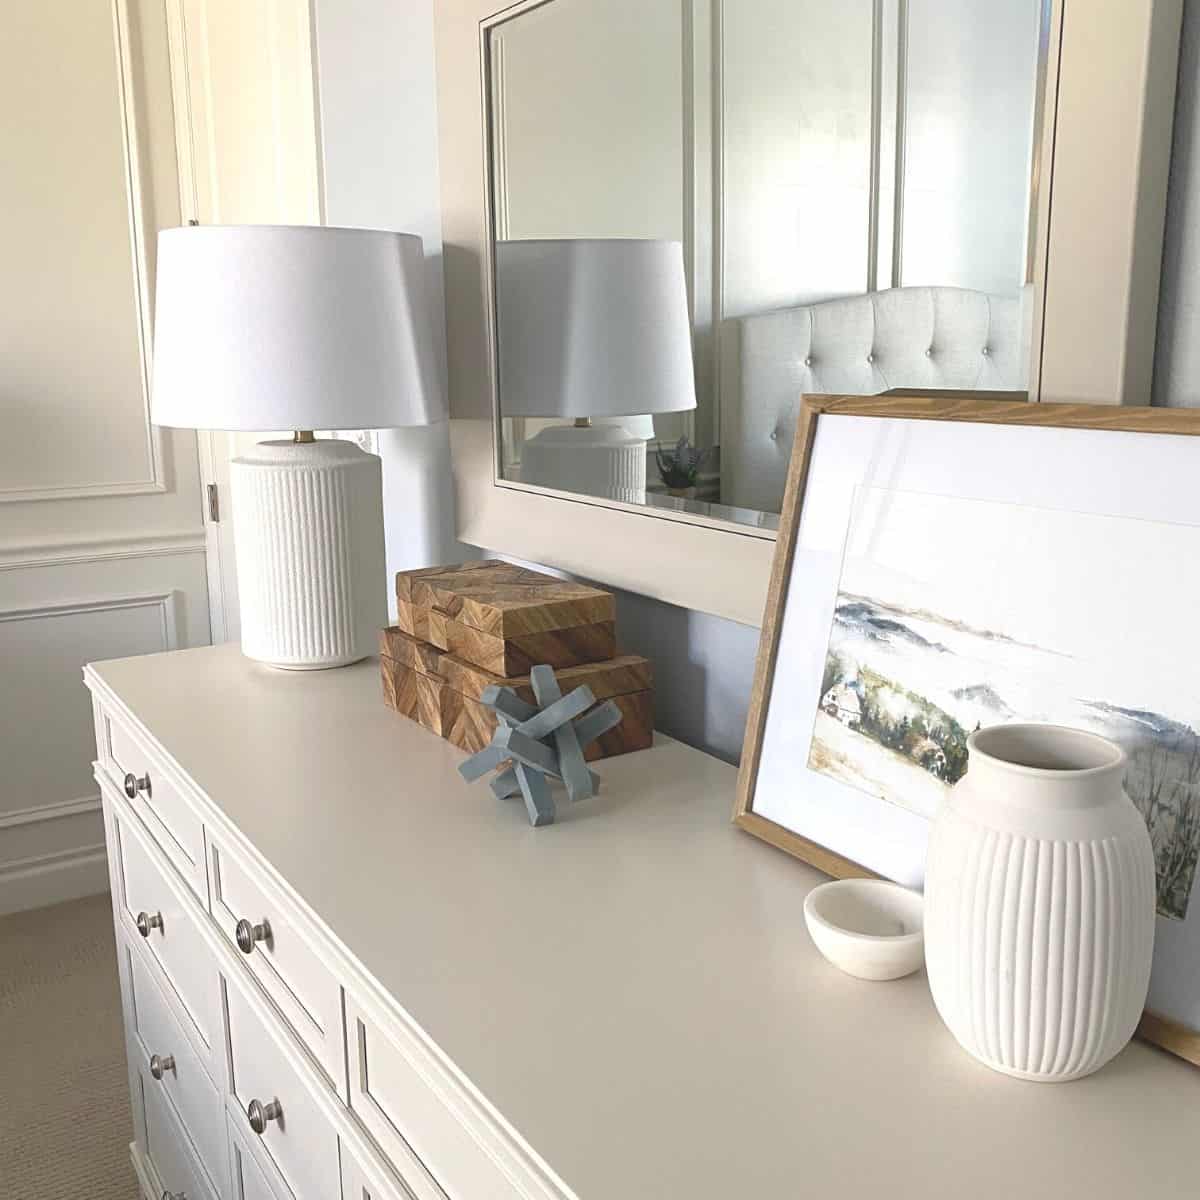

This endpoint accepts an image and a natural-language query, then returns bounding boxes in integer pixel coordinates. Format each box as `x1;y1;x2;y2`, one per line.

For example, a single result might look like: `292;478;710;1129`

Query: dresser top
87;643;1199;1200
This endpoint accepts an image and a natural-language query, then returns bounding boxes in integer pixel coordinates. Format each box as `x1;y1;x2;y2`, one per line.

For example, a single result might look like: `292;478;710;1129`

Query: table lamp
151;224;441;669
495;239;696;504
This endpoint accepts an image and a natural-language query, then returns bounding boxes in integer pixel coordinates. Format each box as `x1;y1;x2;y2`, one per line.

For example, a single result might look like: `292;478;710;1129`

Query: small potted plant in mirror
655;436;708;499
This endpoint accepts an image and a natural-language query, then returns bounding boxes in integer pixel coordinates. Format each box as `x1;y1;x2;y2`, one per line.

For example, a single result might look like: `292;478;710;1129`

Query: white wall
311;0;472;611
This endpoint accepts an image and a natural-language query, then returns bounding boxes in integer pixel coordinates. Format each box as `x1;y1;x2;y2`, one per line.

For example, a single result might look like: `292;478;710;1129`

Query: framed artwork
735;393;1200;1067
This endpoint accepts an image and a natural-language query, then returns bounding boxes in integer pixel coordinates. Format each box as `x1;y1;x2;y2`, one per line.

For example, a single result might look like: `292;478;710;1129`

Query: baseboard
0;842;109;916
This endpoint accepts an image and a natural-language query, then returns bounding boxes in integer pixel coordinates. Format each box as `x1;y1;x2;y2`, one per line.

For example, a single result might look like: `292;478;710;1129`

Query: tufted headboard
723;285;1033;513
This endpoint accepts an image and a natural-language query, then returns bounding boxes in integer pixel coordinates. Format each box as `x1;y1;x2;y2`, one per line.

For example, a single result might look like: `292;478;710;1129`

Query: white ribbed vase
230;439;386;669
925;724;1155;1082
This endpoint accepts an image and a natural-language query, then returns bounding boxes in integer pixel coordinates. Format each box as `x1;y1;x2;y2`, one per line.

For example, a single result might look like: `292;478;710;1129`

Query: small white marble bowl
803;879;925;981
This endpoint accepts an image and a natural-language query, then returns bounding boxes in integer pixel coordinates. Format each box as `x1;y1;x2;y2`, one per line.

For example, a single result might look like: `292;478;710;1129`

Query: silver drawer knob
246;1097;282;1135
124;771;151;799
136;910;163;938
149;1053;175;1080
162;1191;186;1200
235;917;271;955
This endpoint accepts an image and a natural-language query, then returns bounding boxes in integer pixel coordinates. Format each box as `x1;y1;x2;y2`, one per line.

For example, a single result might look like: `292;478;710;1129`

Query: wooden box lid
395;560;615;637
379;626;651;704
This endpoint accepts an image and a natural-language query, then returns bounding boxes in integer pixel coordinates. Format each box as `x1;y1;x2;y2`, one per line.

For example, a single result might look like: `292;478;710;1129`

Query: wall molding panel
0;583;195;913
0;532;206;572
0;0;166;505
0;589;183;650
1;0;213;915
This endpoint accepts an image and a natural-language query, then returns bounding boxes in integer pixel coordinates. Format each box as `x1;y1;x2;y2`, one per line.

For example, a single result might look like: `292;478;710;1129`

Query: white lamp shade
496;239;697;419
151;225;443;431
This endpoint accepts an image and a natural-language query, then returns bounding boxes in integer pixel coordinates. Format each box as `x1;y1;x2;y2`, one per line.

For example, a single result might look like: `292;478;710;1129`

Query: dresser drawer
208;830;344;1086
125;938;227;1189
228;1113;289;1200
112;797;220;1065
103;709;207;900
346;996;526;1200
140;1063;220;1200
341;1136;445;1200
225;974;342;1200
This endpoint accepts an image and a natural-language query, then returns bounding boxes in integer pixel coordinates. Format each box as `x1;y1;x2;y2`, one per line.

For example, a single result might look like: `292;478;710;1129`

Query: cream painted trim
1;0;168;505
1038;0;1183;405
163;0;202;224
0;532;207;571
0;843;110;917
437;0;1180;625
0;796;102;831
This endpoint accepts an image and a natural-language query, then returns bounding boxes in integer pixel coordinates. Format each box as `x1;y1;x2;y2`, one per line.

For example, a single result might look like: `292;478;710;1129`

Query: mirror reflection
487;0;1050;529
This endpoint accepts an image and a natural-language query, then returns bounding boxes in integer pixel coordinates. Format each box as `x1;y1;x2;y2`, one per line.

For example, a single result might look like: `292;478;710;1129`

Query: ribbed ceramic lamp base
230;439;386;669
520;424;646;504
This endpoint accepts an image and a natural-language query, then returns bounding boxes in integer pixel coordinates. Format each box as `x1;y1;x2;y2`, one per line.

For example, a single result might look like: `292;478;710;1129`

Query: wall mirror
439;0;1178;624
483;0;1053;534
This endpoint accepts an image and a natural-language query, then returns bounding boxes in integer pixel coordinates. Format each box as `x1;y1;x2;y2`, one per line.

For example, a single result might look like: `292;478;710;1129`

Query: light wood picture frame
734;392;1200;1067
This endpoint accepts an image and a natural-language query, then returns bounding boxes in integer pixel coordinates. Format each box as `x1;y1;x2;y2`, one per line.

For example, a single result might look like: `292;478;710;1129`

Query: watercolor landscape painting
809;486;1200;921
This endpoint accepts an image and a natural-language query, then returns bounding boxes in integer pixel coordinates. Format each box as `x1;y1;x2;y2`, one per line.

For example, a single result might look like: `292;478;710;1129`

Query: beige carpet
0;894;138;1200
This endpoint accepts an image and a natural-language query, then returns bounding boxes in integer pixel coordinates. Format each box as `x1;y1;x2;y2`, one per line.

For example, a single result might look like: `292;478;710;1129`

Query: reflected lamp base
519;423;646;505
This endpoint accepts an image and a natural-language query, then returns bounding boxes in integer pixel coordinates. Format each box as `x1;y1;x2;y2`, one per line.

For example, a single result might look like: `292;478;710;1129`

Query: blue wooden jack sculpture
456;664;623;826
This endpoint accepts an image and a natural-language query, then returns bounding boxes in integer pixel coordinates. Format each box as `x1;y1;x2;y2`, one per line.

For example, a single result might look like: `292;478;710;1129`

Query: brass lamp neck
572;417;591;429
293;430;316;444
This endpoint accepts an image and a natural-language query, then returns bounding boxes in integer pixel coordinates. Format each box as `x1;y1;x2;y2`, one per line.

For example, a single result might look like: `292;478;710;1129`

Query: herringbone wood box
379;625;653;760
395;560;617;675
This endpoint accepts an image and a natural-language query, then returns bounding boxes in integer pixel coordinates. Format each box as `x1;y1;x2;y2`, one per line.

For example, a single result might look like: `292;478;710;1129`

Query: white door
0;0;211;913
164;0;324;643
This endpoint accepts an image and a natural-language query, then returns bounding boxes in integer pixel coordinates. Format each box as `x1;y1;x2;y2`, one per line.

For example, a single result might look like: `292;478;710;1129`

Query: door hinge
207;483;220;523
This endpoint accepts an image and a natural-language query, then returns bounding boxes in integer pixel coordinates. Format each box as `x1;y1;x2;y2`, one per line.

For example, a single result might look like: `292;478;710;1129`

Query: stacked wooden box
380;561;653;760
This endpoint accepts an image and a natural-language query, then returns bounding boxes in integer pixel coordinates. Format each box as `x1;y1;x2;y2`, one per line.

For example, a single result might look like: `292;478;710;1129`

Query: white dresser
85;643;1199;1200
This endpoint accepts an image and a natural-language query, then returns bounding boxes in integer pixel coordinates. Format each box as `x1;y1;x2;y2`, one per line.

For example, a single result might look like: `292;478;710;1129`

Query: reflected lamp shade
151;224;442;670
496;239;696;503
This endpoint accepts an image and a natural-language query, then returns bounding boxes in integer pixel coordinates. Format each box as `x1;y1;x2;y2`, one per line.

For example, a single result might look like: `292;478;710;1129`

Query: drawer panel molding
140;1064;220;1200
125;936;228;1180
346;992;569;1200
208;831;345;1086
111;793;221;1067
99;708;208;901
341;1135;445;1200
223;971;342;1200
228;1108;291;1200
125;938;228;1187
